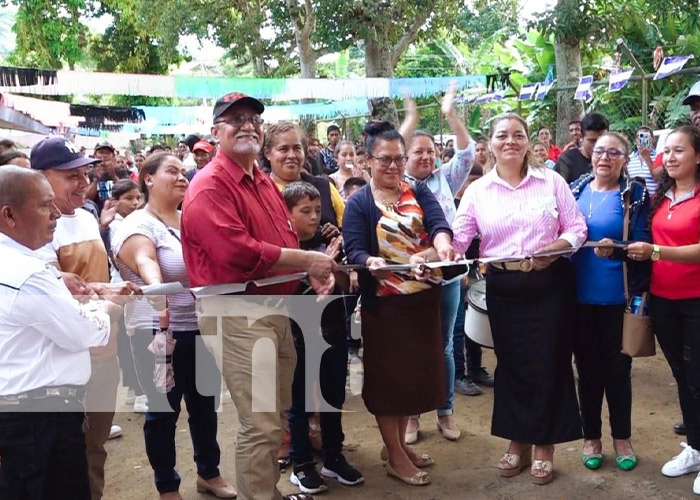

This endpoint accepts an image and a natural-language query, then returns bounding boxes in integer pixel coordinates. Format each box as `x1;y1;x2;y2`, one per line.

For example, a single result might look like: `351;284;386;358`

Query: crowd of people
1;79;700;500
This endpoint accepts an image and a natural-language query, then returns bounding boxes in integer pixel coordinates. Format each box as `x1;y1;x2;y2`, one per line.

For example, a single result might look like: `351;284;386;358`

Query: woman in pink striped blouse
452;113;588;485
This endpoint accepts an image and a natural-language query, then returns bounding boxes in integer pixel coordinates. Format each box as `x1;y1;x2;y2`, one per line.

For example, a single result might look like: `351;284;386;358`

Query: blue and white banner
574;75;594;101
608;68;634;92
475;93;495;104
519;83;539;100
535;80;555;100
492;89;506;101
654;55;694;80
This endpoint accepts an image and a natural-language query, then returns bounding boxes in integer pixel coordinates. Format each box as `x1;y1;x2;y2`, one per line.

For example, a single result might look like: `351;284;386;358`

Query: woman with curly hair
626;125;700;496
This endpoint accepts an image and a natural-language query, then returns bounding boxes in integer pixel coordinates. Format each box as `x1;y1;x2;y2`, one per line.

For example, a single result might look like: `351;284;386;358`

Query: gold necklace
370;180;400;209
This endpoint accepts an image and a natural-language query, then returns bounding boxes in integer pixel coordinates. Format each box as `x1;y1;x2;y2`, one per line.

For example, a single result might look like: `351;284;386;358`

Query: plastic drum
465;279;494;349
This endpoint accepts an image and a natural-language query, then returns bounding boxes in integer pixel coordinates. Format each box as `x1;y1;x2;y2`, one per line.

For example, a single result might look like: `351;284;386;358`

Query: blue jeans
438;280;461;415
131;329;222;494
453;283;484;378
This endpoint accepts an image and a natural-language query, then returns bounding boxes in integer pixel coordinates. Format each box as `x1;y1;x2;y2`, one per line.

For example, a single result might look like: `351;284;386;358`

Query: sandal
380;446;435;468
385;462;431;486
531;460;554;485
497;446;532;477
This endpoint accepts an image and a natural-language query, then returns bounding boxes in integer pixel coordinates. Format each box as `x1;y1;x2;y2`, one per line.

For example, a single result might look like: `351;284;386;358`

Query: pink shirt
452;166;587;257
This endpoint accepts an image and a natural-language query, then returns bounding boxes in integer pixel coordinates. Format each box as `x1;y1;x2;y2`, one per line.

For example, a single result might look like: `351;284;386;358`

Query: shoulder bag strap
622;191;631;305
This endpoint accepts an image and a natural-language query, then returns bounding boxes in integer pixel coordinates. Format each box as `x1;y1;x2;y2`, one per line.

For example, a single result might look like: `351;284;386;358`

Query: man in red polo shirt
181;93;335;500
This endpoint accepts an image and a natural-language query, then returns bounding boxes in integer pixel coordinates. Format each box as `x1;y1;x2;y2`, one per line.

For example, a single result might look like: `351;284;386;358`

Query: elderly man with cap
87;141;127;214
0;166;122;500
187;139;215;181
181;93;336;500
30;137;140;500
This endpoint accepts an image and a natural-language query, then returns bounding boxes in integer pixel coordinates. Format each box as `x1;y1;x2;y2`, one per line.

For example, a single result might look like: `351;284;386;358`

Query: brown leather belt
489;260;534;273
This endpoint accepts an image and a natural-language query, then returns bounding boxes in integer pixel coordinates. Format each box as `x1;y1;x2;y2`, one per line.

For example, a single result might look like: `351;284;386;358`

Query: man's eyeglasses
214;115;264;127
369;155;408;168
592;147;625;159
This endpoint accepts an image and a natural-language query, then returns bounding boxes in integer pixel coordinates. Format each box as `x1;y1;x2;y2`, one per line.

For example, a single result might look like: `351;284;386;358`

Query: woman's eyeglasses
592;148;625;159
369;155;408;168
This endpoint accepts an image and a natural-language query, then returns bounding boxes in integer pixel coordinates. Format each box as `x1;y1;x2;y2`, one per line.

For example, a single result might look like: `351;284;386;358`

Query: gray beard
233;142;261;155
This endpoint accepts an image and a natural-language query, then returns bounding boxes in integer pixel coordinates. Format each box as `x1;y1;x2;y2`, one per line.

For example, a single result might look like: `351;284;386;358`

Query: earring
147;182;153;187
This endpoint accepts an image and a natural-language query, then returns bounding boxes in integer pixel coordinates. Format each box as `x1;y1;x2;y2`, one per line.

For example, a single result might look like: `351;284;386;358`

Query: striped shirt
112;209;198;333
452;166;587;257
627;150;658;195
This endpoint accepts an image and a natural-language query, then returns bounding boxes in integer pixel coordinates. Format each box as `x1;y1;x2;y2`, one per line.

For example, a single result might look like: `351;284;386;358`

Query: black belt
0;385;86;405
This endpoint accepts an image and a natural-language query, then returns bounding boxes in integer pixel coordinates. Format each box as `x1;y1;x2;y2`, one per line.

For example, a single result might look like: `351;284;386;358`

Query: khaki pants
198;298;296;500
84;356;120;500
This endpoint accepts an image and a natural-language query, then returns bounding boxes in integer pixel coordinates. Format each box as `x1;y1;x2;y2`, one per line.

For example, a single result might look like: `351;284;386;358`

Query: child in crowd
282;182;364;495
343;177;367;200
102;178;147;411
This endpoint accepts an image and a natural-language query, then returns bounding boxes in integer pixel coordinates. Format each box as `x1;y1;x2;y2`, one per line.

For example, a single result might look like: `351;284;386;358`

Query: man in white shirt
31;137;140;500
627;126;658;195
0;166;120;500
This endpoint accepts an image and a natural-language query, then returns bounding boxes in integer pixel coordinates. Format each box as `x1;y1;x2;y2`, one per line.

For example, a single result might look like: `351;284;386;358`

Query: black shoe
321;455;364;486
472;367;494;387
284;495;315;500
455;376;483;396
290;462;328;494
675;422;687;435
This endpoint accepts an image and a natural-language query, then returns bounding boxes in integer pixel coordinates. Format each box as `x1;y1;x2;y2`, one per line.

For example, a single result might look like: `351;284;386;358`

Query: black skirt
360;285;446;416
486;259;582;444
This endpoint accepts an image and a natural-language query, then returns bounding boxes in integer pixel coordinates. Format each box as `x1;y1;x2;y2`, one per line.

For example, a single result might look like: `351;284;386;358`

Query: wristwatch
651;244;661;262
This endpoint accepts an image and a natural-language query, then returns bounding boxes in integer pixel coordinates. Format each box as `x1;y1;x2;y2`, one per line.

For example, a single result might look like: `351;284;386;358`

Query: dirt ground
105;349;699;500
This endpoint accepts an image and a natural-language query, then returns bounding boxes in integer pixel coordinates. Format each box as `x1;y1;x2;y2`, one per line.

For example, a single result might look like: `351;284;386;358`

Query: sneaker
125;388;136;405
455;377;483;396
133;395;148;413
662;442;700;477
108;425;122;440
321;455;364;486
472;368;494;387
290;462;328;494
283;495;314;500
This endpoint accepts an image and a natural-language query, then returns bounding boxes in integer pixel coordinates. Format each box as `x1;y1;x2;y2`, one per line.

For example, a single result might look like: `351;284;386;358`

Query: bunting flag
475;93;495;104
519;83;539;101
608;68;634;92
574;75;594;101
654;55;694;80
0;65;487;101
535;80;555;100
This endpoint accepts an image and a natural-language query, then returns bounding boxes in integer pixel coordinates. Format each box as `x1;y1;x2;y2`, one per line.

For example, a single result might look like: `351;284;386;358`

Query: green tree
2;0;90;69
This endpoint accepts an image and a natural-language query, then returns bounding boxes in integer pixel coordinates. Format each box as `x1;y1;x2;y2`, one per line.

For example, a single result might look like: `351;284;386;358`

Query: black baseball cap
94;140;116;153
683;80;700;105
31;137;100;171
212;92;265;122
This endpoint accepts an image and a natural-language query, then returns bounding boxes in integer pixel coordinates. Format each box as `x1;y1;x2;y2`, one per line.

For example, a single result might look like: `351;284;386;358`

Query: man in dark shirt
181;92;335;500
86;141;128;213
319;125;340;174
555;112;609;184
